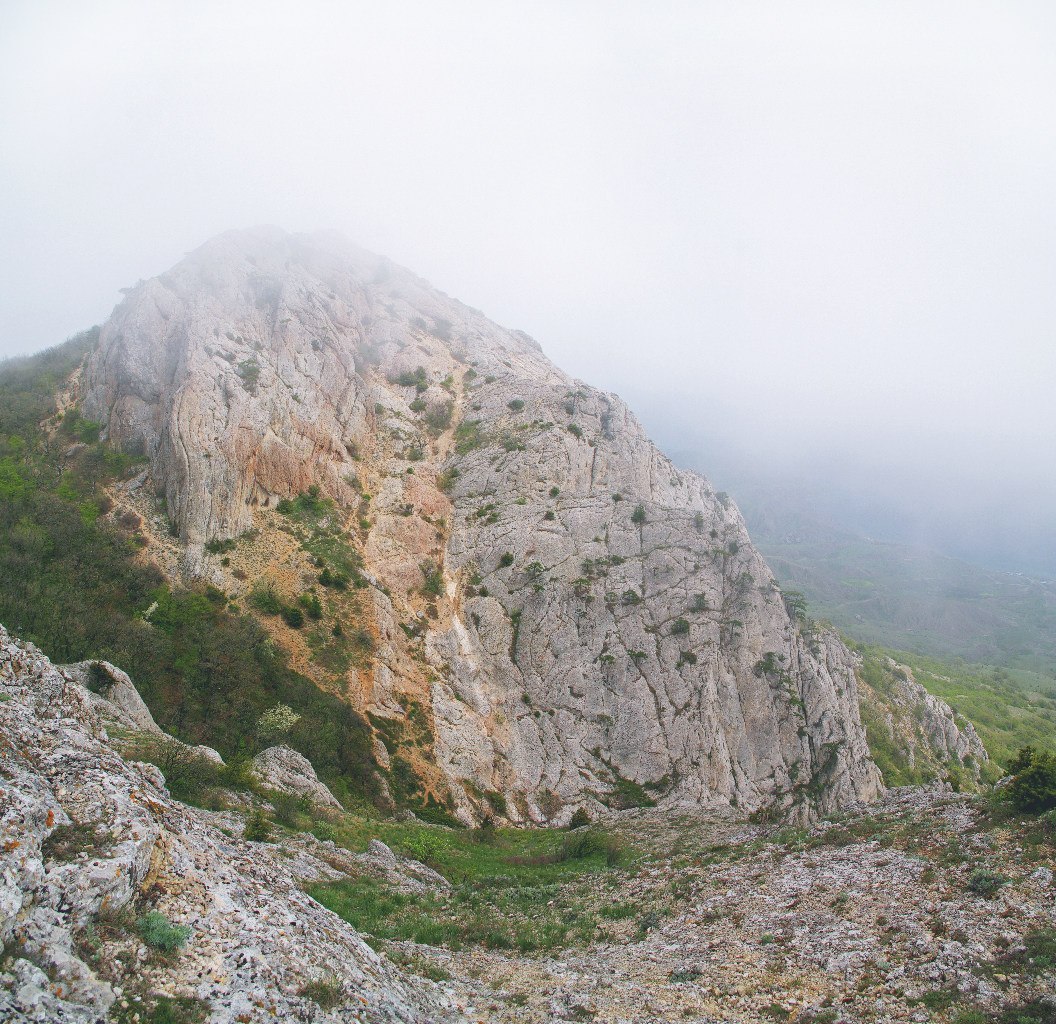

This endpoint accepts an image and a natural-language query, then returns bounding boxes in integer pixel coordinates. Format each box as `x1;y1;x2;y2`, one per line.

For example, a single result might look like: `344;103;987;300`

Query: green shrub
454;420;485;454
398;831;453;866
499;552;515;568
281;605;305;629
275;486;333;521
236;359;261;393
670;617;690;635
670;968;702;983
507;399;525;412
299;976;344;1009
483;789;508;816
269;790;310;828
609;773;656;809
421;560;445;597
393;366;429;392
966;867;1009;897
249;584;283;615
318;566;348;590
437;467;459;493
243;809;272;842
1005;747;1056;813
136;911;191;953
424;401;453;432
127;736;240;806
631;503;646;525
258;703;302;739
298;592;323;620
311;821;338;843
558;828;625;867
781;589;809;622
568;807;591;830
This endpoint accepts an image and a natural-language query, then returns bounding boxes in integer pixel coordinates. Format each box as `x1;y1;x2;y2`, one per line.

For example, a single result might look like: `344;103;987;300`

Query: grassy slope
0;335;390;809
880;649;1056;767
307;818;626;952
848;643;1056;785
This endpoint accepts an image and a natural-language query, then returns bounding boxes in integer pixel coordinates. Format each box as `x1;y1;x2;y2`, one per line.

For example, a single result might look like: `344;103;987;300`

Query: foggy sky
2;2;1055;573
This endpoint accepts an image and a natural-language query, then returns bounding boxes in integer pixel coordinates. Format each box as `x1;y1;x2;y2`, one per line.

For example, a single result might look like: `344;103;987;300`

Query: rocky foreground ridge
1;625;1051;1024
77;226;893;823
0;624;466;1023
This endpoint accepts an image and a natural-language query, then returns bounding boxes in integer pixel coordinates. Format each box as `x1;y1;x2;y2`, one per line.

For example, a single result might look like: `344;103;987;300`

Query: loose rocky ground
367;793;1056;1024
0;626;466;1024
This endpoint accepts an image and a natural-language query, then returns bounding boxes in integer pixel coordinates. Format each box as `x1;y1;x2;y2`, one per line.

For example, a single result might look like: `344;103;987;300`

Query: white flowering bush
257;703;301;740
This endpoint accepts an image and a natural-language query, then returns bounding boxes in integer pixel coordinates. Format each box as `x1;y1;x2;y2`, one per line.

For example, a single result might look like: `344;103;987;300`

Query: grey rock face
0;624;465;1023
82;226;883;820
251;745;342;808
60;658;163;735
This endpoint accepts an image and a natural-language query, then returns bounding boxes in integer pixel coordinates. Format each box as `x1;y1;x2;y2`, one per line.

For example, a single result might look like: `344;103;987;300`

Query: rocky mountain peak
81;227;883;823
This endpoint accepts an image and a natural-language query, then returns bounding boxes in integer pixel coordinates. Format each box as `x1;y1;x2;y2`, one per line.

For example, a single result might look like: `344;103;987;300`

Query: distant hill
723;498;1056;675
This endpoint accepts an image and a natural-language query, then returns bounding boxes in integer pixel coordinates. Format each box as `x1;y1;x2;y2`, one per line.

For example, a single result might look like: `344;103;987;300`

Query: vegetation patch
299;976;344;1009
42;821;113;862
307;820;632;953
136;911;191;953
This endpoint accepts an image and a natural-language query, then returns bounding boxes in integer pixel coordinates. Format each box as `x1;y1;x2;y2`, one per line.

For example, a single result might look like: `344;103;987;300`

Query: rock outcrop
82;226;884;821
251;745;342;808
60;658;163;736
858;655;990;788
0;624;466;1023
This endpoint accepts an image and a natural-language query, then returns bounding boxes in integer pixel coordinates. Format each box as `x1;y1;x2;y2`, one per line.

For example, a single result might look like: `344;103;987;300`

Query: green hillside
873;648;1056;766
0;335;389;811
739;505;1056;674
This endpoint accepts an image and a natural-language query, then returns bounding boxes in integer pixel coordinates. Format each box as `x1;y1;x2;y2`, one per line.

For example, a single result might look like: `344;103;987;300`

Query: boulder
251;744;342;808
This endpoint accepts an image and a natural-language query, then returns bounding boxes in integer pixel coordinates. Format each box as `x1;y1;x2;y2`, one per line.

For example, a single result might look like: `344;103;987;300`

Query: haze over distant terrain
638;390;1056;581
2;2;1054;578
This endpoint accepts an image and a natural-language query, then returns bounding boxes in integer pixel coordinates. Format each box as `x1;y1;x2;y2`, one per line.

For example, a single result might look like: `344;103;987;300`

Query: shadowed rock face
83;226;883;822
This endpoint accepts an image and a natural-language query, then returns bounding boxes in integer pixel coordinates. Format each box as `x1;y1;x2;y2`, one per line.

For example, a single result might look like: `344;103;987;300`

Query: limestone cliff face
83;227;883;822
